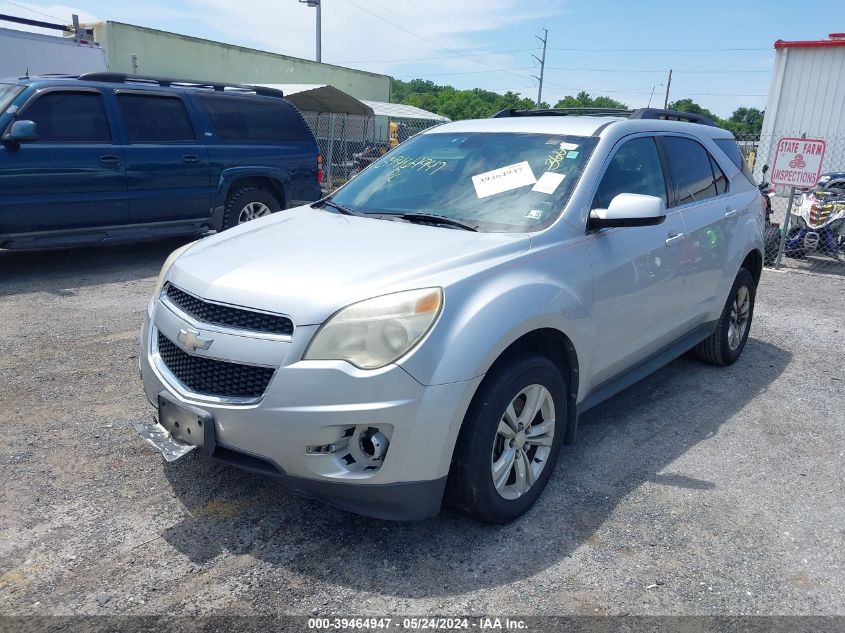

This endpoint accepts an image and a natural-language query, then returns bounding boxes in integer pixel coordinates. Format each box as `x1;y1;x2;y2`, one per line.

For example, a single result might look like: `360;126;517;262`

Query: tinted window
662;137;717;205
593;137;667;209
715;138;755;184
711;156;728;194
200;95;312;143
20;91;111;143
117;94;195;142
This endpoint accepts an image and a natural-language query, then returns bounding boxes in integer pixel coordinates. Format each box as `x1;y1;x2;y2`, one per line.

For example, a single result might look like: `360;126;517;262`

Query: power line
545;66;770;74
339;49;534;65
549;46;770;52
396;67;535;77
0;0;67;23
339;0;533;82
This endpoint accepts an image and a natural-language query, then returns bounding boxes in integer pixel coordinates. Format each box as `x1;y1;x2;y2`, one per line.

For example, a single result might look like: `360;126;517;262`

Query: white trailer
757;33;845;178
0;27;108;78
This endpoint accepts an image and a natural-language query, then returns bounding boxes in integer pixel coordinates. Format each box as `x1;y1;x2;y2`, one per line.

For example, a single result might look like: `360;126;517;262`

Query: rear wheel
221;187;281;230
694;268;756;366
446;352;567;524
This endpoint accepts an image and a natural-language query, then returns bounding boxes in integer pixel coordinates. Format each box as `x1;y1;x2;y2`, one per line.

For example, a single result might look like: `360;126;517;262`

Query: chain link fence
300;112;443;192
735;132;845;277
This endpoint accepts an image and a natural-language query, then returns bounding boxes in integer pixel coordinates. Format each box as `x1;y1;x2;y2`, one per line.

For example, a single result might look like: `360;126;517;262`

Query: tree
554;91;628;110
728;107;764;136
668;98;720;123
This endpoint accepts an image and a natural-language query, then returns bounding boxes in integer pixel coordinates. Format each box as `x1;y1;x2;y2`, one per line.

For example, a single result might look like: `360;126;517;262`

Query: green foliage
553;91;628;110
391;78;547;120
391;79;765;135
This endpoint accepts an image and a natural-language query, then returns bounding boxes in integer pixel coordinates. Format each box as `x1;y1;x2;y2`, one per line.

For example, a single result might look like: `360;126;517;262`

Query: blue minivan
0;73;322;249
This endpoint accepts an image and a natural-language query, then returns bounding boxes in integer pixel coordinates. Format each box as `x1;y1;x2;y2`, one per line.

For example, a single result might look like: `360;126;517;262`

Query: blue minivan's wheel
221;187;281;230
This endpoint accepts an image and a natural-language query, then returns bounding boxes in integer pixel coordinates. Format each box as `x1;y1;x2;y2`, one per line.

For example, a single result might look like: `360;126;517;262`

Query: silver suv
135;108;765;524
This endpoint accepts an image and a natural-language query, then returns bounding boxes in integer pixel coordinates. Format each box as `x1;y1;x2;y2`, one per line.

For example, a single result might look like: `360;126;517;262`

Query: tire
694;268;756;366
221;187;281;231
445;352;567;524
763;226;781;265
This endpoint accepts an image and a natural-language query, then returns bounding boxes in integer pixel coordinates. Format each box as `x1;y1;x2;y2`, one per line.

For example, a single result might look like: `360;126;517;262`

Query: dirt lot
0;241;843;617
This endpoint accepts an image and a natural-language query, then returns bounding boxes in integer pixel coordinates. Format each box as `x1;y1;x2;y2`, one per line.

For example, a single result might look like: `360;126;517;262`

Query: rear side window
593;137;667;209
662;137;718;205
711;156;728;194
117;94;195;142
715;138;756;184
200;95;312;143
19;91;111;143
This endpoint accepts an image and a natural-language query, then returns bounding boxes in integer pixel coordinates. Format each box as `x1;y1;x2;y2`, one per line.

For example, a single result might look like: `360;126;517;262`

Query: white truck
0;26;107;78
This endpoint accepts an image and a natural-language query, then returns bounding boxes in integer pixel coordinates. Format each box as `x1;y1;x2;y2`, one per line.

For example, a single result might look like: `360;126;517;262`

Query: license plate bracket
157;392;216;457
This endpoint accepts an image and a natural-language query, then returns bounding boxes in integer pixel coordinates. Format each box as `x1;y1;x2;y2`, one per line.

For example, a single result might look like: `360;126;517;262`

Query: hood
168;206;529;325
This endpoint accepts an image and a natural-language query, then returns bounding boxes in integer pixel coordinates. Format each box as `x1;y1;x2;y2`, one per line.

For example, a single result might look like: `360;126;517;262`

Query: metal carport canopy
257;84;374;116
361;100;449;121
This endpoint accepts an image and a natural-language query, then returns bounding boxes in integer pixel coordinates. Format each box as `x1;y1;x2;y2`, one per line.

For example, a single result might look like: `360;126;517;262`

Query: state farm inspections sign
771;137;826;187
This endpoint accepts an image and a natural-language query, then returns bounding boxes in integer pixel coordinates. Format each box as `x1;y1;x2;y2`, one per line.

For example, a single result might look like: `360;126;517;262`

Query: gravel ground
0;241;843;618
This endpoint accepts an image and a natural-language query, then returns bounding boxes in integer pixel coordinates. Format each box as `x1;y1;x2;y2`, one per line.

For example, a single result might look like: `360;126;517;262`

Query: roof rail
76;72;284;98
629;108;716;126
492;107;633;118
490;106;717;127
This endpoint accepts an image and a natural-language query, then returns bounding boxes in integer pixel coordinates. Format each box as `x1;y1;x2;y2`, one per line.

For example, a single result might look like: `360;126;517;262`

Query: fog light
359;427;389;460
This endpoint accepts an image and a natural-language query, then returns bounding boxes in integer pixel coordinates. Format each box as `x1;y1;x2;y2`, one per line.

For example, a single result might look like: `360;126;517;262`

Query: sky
0;0;840;117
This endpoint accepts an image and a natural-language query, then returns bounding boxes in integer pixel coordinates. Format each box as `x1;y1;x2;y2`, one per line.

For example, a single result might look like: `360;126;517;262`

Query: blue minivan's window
19;91;111;143
0;83;22;112
117;94;195;142
200;94;313;143
330;132;597;232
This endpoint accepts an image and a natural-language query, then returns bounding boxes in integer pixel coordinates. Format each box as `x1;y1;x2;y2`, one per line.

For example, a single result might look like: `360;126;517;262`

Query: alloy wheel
727;285;751;351
237;201;272;224
491;384;555;500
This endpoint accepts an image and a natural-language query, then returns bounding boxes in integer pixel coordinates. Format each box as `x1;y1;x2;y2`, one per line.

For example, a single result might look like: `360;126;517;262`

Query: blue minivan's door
113;92;212;224
0;88;128;234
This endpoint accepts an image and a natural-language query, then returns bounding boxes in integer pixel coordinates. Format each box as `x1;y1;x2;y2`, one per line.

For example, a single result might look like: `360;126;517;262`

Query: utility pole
532;28;548;109
663;68;672;109
299;0;321;62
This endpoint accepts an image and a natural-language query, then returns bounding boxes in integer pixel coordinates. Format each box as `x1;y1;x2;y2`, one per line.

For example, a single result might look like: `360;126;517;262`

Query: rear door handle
724;209;740;218
665;232;684;247
182;154;201;164
99;155;120;168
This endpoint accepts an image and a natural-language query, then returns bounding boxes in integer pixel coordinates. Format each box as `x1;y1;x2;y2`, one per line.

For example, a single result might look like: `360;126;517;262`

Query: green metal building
85;21;391;102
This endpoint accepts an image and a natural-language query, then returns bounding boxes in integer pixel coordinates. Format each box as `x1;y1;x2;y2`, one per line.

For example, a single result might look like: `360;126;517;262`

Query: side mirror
762;164;769;174
2;120;38;145
589;193;667;229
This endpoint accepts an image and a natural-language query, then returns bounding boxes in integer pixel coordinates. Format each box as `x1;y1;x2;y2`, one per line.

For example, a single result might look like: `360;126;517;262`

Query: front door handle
724;209;740;218
665;232;685;247
99;154;120;168
182;154;201;164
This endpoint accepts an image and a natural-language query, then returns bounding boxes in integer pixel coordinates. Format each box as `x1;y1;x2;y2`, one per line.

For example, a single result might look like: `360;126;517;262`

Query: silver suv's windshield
330;132;597;232
0;83;22;112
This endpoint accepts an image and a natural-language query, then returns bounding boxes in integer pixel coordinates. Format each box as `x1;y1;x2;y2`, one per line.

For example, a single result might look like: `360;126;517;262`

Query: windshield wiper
399;213;478;232
317;198;363;216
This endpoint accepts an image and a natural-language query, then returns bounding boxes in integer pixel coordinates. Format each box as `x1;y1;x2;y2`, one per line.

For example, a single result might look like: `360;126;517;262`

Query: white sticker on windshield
532;171;566;195
559;142;579;151
472;161;536;199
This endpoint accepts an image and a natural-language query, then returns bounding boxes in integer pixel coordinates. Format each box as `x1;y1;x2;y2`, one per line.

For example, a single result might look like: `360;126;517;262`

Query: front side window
200;95;312;143
19;91;111;143
715;138;755;184
662;137;718;205
593;137;667;209
117;94;195;143
329;132;598;232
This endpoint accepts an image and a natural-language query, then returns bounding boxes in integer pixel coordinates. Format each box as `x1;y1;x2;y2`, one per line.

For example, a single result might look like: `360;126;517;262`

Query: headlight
304;288;443;369
151;241;195;302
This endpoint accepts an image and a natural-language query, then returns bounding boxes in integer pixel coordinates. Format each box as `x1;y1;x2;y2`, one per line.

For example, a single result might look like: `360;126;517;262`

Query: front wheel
694;268;756;366
446;352;567;524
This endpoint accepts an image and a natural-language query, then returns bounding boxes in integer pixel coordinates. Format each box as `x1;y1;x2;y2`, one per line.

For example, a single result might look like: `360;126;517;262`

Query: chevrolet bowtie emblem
177;328;213;353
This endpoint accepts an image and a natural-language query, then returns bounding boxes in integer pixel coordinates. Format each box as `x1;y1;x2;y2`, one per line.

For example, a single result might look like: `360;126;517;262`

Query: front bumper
138;300;478;520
